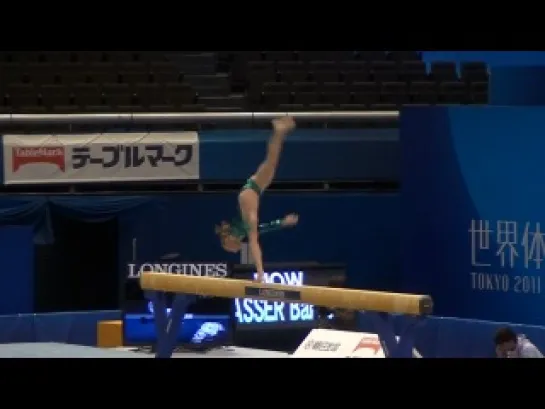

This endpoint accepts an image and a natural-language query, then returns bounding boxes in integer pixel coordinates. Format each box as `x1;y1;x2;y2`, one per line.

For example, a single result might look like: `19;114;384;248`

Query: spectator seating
0;51;489;114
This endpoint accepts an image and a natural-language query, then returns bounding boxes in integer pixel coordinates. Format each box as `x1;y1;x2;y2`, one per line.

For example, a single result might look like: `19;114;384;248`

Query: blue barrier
199;129;399;182
0;310;120;346
0;309;544;357
401;106;545;325
359;313;545;358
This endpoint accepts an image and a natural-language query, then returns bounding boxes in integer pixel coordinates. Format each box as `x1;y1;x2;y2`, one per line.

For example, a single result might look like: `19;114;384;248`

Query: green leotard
229;179;284;241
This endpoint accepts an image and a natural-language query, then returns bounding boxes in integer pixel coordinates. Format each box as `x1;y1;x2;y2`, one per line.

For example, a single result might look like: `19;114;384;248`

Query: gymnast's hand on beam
255;271;266;283
281;213;299;227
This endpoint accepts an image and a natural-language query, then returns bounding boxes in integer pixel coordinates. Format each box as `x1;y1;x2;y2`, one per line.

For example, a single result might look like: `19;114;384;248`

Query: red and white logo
12;146;66;172
352;336;382;356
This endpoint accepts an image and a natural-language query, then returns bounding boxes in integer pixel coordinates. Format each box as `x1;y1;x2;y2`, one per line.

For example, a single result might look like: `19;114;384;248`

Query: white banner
293;329;422;358
2;132;200;185
292;329;366;358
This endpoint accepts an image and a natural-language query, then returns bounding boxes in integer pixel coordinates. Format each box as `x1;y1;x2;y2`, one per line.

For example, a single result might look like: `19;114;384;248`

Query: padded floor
0;343;289;358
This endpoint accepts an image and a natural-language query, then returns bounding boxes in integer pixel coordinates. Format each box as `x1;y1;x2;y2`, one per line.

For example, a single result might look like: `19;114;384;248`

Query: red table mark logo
12;147;66;172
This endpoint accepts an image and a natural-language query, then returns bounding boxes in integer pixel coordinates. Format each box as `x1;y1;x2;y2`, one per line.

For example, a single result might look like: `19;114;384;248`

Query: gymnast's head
215;221;242;253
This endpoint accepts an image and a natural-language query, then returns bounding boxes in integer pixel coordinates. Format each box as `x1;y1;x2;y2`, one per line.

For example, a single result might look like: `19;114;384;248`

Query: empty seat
165;83;195;106
119;61;149;72
263;82;290;93
358;51;387;61
77;52;107;64
149;61;177;72
351;82;379;105
311;70;340;83
7;90;44;113
7;83;34;94
321;82;346;93
278;103;305;111
74;90;108;111
264;51;296;61
292;92;320;106
247;62;276;88
370;61;399;82
0;64;25;84
0;52;28;64
430;61;458;81
105;93;143;112
409;81;437;105
180;103;206;112
27;68;60;85
198;95;246;110
460;62;489;83
40;84;70;96
103;83;131;95
309;103;335;111
280;70;308;83
309;61;336;72
380;82;409;105
73;83;101;95
152;71;182;84
136;83;167;109
322;92;350;106
120;71;151;85
372;69;399;82
41;93;77;113
344;70;371;83
262;92;290;110
291;81;318;93
85;71;119;84
58;71;86;86
470;82;488;104
340;104;368;111
337;61;367;72
439;81;468;104
400;61;427;82
106;51;142;64
387;51;422;61
277;61;307;72
299;51;354;61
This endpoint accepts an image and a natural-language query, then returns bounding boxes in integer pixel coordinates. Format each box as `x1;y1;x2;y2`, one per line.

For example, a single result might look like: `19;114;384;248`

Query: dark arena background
2;50;545;358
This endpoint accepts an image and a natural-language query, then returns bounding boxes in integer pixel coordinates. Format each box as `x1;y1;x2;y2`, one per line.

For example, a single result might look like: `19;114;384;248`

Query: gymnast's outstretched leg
239;116;296;281
250;116;295;190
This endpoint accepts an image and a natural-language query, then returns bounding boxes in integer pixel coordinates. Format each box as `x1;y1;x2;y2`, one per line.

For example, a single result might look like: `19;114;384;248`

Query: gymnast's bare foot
255;272;266;283
273;116;296;135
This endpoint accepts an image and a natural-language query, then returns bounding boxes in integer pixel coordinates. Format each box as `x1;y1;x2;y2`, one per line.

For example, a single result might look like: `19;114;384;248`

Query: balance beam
140;273;433;316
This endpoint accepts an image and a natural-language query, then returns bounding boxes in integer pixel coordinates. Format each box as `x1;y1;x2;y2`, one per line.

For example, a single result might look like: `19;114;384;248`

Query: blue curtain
0;196;156;244
49;196;154;222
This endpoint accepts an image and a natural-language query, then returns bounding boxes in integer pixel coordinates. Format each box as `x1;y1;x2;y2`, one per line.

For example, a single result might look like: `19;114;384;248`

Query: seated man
494;327;543;358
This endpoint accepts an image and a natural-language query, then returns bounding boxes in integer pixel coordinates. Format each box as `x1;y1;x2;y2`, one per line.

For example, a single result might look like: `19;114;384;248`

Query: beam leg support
366;312;425;358
145;291;196;359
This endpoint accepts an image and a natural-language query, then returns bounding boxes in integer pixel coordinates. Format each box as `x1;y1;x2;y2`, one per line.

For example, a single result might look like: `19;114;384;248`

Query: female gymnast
215;116;298;282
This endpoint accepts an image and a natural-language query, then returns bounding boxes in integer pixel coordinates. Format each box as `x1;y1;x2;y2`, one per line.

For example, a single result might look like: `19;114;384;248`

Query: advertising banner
401;106;545;326
292;329;366;358
2;132;199;185
293;330;421;358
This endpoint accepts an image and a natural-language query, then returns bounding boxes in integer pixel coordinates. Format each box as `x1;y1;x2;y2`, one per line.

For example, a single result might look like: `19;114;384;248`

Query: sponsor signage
3;132;200;184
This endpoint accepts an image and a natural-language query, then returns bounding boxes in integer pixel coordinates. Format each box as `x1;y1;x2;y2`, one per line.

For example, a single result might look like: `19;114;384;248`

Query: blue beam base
145;291;196;359
366;312;424;358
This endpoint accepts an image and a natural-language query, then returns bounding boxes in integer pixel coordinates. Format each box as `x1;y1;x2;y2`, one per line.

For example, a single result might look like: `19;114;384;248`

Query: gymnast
215;116;298;282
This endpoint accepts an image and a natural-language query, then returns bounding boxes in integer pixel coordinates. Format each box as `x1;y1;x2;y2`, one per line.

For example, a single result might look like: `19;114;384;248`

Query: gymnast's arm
259;214;299;235
258;219;284;234
248;226;265;278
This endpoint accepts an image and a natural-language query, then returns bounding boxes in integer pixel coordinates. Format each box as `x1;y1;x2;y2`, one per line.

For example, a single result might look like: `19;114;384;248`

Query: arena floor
0;343;289;358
